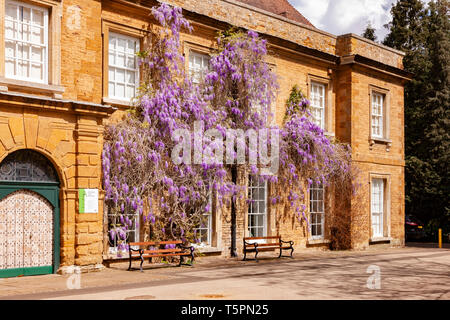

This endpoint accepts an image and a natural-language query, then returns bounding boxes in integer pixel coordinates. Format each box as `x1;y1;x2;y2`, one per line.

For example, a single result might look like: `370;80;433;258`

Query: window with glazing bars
248;176;267;238
310;82;326;130
108;32;140;101
371;92;385;138
188;51;210;84
5;1;48;83
371;178;384;238
108;211;140;254
194;193;212;246
309;183;325;239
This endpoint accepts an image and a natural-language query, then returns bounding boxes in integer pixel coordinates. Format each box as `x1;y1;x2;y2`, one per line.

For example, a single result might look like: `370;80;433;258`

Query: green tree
383;0;450;234
362;22;377;41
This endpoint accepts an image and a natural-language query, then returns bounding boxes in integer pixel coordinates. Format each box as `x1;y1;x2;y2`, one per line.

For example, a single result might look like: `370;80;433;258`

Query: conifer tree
362;22;377;41
383;0;449;233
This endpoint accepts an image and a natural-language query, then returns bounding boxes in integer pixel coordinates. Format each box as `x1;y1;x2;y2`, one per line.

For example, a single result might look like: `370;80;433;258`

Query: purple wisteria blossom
102;3;354;254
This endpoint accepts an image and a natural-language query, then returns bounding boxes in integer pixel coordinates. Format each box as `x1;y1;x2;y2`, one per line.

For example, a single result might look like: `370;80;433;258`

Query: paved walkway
0;244;449;300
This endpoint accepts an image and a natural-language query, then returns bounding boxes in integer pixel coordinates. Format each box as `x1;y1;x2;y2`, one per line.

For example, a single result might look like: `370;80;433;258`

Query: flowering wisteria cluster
102;3;353;253
277;87;353;223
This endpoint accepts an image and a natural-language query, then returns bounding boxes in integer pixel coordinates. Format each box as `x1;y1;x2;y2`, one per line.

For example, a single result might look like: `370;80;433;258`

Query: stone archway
0;149;60;278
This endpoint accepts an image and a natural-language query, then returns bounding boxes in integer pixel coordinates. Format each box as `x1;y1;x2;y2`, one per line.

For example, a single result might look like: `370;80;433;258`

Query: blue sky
290;0;431;41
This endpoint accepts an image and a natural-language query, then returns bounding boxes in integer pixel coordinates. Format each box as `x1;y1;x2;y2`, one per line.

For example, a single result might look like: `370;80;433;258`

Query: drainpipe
230;165;238;257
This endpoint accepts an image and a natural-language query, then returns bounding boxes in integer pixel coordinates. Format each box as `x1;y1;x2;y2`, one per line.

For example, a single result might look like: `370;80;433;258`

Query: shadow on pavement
406;242;450;249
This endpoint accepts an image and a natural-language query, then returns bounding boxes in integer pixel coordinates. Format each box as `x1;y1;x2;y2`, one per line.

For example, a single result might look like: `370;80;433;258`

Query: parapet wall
164;0;405;69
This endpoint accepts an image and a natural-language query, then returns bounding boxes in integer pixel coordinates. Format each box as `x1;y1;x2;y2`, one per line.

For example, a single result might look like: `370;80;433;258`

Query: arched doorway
0;150;60;278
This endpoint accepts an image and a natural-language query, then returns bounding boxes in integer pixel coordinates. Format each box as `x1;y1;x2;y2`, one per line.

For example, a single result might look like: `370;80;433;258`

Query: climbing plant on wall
102;3;355;254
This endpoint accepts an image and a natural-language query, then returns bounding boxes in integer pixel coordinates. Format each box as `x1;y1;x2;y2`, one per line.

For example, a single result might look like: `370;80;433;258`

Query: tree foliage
383;0;450;231
362;22;377;41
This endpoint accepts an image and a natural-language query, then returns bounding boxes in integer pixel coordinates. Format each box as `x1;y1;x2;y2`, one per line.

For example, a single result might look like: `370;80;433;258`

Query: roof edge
340;55;413;80
338;33;406;57
221;0;337;39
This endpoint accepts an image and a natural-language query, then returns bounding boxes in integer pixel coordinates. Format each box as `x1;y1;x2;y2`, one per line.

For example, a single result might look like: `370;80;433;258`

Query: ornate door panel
0;190;53;270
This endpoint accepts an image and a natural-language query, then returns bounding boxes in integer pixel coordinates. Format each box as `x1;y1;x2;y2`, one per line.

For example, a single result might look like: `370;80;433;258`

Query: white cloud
291;0;329;29
290;0;432;42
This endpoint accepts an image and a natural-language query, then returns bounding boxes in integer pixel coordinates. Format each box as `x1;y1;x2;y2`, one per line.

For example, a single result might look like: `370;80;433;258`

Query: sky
290;0;431;42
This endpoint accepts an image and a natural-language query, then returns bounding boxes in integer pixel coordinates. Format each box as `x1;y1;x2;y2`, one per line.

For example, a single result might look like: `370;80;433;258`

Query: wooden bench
127;240;195;272
243;236;294;261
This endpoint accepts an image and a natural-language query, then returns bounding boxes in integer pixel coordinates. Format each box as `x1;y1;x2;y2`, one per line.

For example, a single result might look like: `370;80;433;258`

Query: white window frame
248;176;268;240
108;32;140;102
188;50;210;84
4;0;49;84
108;211;140;254
193;192;213;247
371;178;385;238
371;92;385;139
309;183;325;240
310;82;326;130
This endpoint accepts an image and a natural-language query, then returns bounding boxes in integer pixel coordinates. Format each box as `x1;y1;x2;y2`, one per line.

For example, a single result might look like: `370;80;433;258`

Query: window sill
103;252;130;260
102;97;133;108
0;77;65;99
370;237;391;244
307;238;330;245
370;137;392;143
324;132;335;138
192;246;222;254
369;137;392;151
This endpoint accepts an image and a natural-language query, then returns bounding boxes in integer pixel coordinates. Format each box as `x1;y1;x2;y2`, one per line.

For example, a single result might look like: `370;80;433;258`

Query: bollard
439;229;442;249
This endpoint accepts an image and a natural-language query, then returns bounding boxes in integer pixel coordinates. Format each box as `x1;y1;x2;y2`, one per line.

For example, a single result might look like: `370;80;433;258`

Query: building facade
0;0;411;277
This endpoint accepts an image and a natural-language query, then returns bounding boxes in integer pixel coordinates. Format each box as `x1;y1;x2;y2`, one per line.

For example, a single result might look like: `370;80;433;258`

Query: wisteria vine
102;3;354;253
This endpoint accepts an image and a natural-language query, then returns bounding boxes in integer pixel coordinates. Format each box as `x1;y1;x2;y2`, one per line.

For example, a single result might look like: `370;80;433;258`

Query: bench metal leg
190;248;195;265
279;247;283;259
243;250;247;261
290;247;294;258
140;255;144;272
178;255;183;267
254;248;259;262
128;256;132;271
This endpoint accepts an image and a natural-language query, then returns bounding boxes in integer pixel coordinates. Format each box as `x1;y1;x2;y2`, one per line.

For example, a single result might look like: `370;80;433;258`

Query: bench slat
245;243;282;248
244;236;280;241
142;252;191;258
245;246;293;252
129;240;183;246
141;249;183;254
129;250;190;257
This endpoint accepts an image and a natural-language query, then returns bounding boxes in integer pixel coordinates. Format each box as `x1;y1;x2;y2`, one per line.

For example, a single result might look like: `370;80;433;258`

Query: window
108;32;140;101
194;193;212;246
4;1;48;83
0;149;58;183
310;82;326;130
108;211;140;254
188;51;210;84
371;92;385;138
371;178;385;238
369;87;391;150
309;183;325;239
248;176;267;238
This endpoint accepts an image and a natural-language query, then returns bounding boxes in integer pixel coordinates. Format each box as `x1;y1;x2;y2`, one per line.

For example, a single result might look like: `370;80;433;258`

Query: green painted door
0;183;60;278
0;149;61;278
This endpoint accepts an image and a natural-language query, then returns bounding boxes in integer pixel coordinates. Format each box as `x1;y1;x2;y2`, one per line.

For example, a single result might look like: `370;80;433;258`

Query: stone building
0;0;411;277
